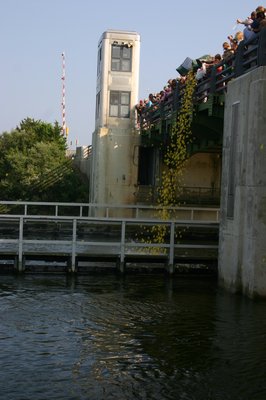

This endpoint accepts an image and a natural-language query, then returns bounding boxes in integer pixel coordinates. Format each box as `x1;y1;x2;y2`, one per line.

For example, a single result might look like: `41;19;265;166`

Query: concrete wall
183;152;221;190
91;126;140;208
74;146;91;179
218;66;266;298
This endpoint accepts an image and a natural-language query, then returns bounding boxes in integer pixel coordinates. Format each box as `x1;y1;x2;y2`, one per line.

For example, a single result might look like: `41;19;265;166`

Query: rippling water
0;274;266;400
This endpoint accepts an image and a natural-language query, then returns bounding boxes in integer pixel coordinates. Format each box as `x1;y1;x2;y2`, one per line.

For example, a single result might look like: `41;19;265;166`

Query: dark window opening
138;147;156;185
97;46;102;76
111;44;132;72
95;92;101;119
109;91;130;118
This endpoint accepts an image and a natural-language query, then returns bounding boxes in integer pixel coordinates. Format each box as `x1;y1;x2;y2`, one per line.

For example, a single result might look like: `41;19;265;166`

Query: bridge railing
0;201;220;222
140;29;266;130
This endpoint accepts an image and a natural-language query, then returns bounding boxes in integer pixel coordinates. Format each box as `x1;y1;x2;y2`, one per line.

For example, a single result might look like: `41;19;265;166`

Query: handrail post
18;216;24;272
234;40;246;77
71;219;77;273
119;221;126;273
258;28;266;66
209;66;218;94
168;221;175;274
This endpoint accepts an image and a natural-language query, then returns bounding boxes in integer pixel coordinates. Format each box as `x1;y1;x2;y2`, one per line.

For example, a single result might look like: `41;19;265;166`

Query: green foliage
0;118;89;202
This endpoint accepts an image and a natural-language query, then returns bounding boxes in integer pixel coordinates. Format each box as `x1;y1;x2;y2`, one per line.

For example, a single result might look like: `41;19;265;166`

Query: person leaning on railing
237;11;255;27
222;42;234;77
159;90;166;103
251;8;265;32
257;7;266;30
222;42;234;60
136;5;266;128
237;10;256;42
256;5;266;17
169;78;177;91
227;31;244;53
205;54;223;71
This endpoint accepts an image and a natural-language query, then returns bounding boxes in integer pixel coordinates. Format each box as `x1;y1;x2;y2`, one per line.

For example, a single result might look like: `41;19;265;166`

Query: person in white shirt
237;11;256;42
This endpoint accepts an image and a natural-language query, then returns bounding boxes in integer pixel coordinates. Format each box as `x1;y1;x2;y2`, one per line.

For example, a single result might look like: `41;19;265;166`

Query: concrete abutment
218;66;266;298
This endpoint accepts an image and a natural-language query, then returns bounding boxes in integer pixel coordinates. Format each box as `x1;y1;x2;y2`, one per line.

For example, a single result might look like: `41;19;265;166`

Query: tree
0;118;89;202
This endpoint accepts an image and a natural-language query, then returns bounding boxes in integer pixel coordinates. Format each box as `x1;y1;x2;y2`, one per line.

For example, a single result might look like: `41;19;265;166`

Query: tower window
95;91;101;119
97;46;102;76
111;44;132;72
109;91;131;118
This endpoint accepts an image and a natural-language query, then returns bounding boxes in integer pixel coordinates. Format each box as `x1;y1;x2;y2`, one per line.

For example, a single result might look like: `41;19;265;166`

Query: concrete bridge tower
90;30;141;208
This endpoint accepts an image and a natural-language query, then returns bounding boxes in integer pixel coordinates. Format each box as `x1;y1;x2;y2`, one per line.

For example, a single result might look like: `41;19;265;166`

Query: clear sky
0;0;258;147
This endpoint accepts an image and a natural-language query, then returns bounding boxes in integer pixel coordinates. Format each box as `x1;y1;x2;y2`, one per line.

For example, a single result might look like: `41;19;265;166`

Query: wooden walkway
0;202;219;274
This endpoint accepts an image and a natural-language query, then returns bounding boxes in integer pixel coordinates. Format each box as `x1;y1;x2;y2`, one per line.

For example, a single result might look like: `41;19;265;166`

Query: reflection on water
0;274;266;400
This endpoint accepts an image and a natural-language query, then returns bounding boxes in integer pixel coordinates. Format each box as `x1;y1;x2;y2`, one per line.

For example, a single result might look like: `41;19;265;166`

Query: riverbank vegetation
0;118;89;202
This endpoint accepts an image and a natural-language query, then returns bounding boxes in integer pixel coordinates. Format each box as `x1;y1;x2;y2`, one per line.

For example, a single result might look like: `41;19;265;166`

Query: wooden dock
0;202;219;274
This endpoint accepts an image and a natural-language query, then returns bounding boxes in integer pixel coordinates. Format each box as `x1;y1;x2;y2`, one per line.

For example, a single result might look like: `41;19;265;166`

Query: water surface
0;274;265;400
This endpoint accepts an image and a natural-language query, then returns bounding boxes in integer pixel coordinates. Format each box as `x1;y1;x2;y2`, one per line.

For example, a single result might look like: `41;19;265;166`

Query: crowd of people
135;5;266;126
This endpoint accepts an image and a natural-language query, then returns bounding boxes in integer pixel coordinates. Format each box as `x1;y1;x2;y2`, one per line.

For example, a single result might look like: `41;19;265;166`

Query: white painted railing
0;214;219;274
0;201;220;222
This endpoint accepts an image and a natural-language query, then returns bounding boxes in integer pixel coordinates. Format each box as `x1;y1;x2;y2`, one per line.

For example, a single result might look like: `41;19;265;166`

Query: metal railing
0;201;220;222
0;214;219;273
139;29;266;131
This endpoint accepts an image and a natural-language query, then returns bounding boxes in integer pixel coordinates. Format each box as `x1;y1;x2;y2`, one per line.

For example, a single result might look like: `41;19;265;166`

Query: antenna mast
61;52;67;137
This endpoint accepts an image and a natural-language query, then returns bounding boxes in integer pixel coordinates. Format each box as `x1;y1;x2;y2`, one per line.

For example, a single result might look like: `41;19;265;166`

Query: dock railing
0;213;219;274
